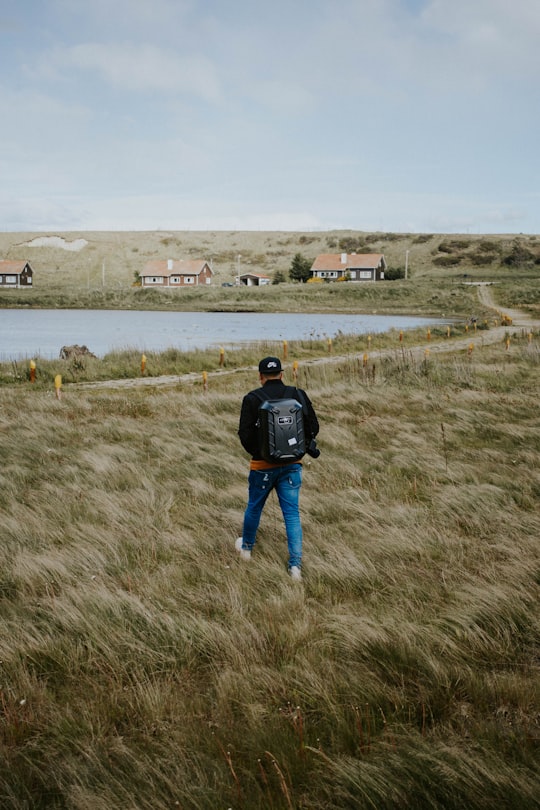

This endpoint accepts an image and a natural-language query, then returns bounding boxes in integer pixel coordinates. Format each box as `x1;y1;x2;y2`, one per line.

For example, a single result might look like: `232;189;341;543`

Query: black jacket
238;378;319;460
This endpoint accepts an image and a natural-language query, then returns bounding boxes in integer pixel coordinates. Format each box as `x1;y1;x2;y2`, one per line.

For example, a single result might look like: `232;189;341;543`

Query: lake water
0;309;448;360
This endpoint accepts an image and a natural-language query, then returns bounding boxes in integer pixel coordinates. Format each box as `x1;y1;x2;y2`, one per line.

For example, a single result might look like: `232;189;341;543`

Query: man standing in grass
237;356;319;580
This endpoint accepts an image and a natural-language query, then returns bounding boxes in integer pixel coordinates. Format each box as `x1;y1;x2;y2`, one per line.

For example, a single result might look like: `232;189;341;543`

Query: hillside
1;229;539;290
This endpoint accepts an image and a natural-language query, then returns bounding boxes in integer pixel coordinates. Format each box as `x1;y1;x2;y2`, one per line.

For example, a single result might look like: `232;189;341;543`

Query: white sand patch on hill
24;236;88;251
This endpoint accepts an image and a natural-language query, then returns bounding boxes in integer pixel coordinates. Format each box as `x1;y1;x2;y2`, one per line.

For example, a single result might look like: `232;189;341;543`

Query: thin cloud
1;0;538;233
50;42;221;101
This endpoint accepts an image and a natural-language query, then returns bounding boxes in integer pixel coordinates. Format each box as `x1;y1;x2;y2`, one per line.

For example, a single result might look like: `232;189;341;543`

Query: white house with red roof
141;259;213;288
311;253;386;282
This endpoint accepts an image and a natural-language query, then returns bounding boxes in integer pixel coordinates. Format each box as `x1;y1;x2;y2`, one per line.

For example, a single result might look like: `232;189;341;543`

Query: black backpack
253;387;307;463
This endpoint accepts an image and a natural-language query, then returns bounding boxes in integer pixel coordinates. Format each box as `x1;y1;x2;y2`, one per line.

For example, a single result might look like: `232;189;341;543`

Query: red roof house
141;259;213;288
311;253;386;282
0;260;34;288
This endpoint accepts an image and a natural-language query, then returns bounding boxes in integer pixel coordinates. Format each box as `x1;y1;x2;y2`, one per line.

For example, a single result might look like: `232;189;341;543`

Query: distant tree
289;253;312;283
273;270;286;285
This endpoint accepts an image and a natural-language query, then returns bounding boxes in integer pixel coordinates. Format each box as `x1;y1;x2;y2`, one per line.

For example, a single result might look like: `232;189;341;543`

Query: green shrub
384;267;406;280
433;255;463;267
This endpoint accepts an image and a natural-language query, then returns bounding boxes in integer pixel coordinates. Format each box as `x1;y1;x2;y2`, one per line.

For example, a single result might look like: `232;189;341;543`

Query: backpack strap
291;387;314;443
251;388;270;404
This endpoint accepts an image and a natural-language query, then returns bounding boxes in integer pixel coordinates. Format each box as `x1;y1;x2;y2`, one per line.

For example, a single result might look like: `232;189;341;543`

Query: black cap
259;356;282;374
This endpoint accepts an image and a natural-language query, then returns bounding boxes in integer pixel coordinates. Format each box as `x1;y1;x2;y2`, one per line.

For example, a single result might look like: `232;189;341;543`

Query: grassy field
0;328;539;808
1;229;539;807
1;229;539;317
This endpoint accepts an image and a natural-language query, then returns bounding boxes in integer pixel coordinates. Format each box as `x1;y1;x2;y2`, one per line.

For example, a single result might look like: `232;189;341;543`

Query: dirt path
71;285;539;392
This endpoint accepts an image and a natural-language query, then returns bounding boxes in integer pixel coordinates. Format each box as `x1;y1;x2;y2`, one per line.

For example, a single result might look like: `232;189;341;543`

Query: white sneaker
289;566;302;581
235;537;251;561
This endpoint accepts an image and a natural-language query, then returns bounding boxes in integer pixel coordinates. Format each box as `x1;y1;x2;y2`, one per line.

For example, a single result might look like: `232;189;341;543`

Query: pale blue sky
1;0;539;233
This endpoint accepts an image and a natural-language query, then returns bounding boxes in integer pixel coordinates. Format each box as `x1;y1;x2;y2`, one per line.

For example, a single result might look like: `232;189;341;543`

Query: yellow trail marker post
29;360;36;383
283;340;288;360
54;374;62;400
219;347;225;367
141;354;146;375
202;371;208;392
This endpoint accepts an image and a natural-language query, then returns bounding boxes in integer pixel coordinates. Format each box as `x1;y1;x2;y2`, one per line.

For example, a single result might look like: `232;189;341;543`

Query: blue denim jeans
241;464;303;569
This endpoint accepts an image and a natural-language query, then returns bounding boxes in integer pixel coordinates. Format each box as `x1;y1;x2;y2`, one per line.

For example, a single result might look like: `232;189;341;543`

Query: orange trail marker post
141;354;146;375
29;360;36;383
363;352;369;367
54;374;62;400
399;331;403;342
468;343;474;356
219;347;225;367
427;328;431;341
202;371;208;392
283;340;288;360
505;337;510;351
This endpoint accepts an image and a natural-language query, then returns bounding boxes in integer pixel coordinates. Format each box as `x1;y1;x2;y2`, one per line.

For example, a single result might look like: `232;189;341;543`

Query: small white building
238;272;271;287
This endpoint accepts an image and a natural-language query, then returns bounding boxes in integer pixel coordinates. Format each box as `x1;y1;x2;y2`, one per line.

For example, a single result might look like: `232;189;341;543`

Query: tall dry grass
0;334;539;808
